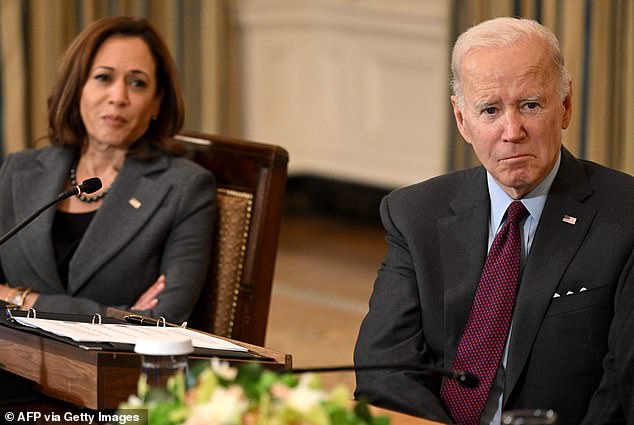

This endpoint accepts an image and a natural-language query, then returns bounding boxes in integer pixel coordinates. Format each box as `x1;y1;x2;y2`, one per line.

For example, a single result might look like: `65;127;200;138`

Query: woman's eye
130;79;148;88
94;74;111;82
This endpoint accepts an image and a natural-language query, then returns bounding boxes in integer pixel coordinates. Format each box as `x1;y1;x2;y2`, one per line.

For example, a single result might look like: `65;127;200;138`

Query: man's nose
501;110;526;142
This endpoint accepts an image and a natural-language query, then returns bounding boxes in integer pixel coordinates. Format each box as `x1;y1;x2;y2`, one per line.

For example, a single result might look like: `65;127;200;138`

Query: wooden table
0;322;288;410
371;406;446;425
0;321;442;424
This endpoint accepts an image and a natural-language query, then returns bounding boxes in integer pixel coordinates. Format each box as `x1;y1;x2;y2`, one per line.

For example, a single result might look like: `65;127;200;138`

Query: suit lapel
67;155;170;294
504;148;595;401
13;148;73;292
439;167;491;364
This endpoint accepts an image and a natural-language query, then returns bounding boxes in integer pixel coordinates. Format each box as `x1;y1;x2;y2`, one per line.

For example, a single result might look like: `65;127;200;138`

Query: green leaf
167;370;186;402
148;400;183;425
193;368;219;404
278;372;299;388
235;363;264;401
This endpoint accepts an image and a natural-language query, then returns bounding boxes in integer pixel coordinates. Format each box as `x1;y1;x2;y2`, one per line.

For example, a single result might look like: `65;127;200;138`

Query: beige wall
1;0;633;178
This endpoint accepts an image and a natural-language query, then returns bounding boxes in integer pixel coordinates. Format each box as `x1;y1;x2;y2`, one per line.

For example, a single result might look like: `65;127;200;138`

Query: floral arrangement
120;358;389;425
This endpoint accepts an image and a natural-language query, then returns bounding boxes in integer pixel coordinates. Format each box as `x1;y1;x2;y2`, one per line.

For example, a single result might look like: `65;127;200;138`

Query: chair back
174;131;288;346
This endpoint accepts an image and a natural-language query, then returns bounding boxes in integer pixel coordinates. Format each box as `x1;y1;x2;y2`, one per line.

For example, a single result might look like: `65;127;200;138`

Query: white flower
120;361;387;425
283;375;325;413
210;358;238;381
184;385;248;425
122;394;143;407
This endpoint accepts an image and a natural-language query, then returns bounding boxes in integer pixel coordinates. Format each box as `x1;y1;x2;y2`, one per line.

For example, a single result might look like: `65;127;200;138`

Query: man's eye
524;102;539;110
483;107;497;115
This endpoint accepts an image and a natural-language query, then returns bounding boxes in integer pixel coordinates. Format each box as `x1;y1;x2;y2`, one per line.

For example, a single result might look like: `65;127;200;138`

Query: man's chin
495;173;538;198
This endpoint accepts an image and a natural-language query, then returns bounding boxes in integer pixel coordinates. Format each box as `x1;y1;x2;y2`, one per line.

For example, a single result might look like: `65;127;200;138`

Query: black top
52;210;95;289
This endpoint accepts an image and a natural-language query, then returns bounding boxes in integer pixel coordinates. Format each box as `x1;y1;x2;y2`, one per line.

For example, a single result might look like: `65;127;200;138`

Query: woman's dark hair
47;16;185;158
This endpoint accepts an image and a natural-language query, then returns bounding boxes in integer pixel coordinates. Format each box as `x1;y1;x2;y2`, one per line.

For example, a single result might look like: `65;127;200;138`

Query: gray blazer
0;145;216;323
354;148;634;425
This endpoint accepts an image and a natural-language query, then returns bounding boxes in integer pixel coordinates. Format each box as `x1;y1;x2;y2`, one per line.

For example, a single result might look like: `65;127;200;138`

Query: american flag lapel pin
562;215;577;225
129;198;142;209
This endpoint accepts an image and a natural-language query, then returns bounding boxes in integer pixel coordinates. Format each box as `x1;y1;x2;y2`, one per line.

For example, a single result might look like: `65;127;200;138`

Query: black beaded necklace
69;161;108;203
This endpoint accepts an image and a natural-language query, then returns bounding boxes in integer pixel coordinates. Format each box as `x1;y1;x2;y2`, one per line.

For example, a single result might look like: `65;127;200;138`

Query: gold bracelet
9;287;31;308
20;288;32;308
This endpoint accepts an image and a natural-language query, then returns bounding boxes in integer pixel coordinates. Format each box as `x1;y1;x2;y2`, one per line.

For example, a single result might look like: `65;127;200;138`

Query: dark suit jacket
581;248;634;425
0;145;216;323
354;148;634;425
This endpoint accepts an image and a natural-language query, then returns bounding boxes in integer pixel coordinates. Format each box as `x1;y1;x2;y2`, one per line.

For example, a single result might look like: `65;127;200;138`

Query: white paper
14;317;247;352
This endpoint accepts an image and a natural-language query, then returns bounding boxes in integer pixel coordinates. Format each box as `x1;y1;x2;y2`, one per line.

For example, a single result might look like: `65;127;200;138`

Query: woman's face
80;35;162;150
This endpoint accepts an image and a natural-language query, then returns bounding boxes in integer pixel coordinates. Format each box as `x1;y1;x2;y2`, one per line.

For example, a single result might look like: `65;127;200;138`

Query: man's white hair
451;17;571;111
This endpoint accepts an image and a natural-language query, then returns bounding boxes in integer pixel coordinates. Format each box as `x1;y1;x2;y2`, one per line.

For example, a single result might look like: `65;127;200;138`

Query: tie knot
506;201;528;223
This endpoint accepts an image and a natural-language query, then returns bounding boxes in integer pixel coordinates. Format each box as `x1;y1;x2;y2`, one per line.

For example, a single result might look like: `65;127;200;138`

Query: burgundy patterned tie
440;201;528;425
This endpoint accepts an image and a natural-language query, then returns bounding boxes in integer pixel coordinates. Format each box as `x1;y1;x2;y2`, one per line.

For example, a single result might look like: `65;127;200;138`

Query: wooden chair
174;131;289;347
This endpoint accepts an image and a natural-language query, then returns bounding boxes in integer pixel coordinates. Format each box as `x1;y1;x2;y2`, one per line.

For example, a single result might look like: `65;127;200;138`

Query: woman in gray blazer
0;16;216;324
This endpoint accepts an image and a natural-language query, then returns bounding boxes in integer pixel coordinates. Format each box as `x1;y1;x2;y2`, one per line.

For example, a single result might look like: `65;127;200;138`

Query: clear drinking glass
501;409;558;425
134;335;193;400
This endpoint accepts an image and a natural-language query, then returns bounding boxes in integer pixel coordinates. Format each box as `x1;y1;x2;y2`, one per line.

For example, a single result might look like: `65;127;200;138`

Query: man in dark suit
354;17;634;425
581;249;634;425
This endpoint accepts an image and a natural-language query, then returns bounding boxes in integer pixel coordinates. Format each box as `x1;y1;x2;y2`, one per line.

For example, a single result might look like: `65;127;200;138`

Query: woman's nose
108;79;129;105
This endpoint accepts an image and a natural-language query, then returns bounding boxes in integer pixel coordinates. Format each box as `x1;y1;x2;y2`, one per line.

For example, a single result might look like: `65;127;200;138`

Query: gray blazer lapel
13;148;73;291
505;148;596;400
439;167;491;364
67;156;170;294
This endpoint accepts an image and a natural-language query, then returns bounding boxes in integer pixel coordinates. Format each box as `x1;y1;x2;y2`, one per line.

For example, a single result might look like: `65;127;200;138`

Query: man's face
452;39;572;199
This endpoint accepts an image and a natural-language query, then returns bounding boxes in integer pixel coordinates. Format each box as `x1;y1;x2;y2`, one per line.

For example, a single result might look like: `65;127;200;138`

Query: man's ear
451;95;471;144
561;82;573;130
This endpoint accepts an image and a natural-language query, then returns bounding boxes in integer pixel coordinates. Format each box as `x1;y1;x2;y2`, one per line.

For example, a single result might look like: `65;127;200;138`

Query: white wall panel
234;0;451;188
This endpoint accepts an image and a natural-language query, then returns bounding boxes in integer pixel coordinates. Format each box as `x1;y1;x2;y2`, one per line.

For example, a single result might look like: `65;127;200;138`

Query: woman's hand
132;274;166;310
0;283;15;302
0;283;39;310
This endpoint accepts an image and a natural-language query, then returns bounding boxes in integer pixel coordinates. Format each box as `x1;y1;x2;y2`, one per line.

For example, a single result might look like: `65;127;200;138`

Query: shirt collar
487;151;561;229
